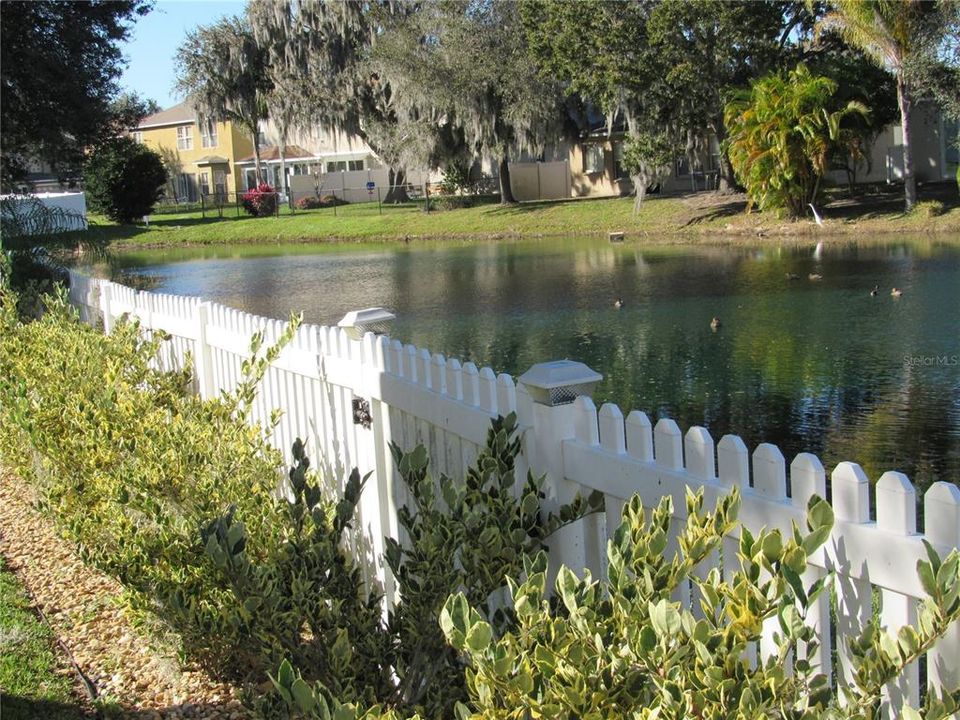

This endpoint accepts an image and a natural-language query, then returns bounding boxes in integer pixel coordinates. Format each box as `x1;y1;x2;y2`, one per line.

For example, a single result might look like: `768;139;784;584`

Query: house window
675;156;690;177
244;168;258;190
214;170;227;200
348;159;364;171
201;121;218;148
326;161;347;172
177;172;197;201
945;119;959;167
199;172;210;197
132;131;143;144
177;126;193;150
613;141;627;180
584;144;605;174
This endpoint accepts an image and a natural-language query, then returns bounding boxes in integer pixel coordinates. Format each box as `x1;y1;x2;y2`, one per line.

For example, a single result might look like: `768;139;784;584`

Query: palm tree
819;0;928;211
724;64;869;217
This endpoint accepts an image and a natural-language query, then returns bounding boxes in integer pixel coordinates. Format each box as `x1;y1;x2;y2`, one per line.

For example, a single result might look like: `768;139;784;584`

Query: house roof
237;145;317;163
194;155;229;166
137;101;196;129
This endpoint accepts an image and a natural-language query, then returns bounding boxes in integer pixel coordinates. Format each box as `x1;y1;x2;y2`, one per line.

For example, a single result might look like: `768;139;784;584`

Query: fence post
518;360;603;584
377;186;382;215
424;182;429;213
201;193;206;219
100;283;114;334
275;192;280;218
194;302;216;400
925;481;960;694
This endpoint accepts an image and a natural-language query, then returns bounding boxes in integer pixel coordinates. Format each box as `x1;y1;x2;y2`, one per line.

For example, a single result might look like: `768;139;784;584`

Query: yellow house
133;101;254;202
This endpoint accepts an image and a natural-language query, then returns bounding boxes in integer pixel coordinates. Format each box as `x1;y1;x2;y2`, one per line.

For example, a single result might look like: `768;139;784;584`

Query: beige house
509;103;959;202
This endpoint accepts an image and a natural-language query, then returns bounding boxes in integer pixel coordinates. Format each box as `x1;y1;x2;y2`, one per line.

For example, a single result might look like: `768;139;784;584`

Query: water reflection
98;237;960;494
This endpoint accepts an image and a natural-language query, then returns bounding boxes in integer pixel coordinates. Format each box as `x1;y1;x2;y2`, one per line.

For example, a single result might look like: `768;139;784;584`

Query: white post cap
337;307;396;339
518;360;602;406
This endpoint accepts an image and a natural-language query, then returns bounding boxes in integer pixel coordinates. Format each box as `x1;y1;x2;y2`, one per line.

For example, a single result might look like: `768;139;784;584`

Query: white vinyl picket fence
68;270;960;713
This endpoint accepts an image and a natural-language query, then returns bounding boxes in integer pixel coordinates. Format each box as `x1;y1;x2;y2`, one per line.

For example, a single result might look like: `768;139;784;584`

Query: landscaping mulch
0;471;251;719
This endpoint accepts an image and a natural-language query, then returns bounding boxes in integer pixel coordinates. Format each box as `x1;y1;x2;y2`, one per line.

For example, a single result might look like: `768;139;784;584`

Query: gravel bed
0;472;252;719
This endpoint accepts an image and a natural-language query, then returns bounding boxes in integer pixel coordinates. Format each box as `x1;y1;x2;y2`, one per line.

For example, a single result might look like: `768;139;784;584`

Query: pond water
99;236;960;493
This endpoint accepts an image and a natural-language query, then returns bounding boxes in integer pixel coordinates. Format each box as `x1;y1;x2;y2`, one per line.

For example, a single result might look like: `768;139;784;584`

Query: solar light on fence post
337;307;396;341
518;360;602;407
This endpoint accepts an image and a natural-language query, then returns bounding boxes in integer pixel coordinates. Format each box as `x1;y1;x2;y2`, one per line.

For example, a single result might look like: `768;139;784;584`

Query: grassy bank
0;557;86;719
73;183;960;249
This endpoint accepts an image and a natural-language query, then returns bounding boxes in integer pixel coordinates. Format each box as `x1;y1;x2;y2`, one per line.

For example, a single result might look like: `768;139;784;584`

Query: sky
119;0;245;110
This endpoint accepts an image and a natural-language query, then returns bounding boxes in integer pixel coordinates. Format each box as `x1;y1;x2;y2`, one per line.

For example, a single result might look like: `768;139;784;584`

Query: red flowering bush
241;183;278;217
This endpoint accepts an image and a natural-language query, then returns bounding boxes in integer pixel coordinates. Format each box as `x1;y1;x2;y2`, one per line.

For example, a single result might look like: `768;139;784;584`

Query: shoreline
69;187;960;252
98;221;960;252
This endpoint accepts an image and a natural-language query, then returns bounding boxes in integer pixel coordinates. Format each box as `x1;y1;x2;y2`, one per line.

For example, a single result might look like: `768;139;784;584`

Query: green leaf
918;560;938;598
760;531;783;561
466;620;493;653
782;564;807;605
639;625;657;651
291;677;316;713
807;497;834;532
649;599;681;637
901;707;922;720
879;630;900;663
557;566;579;613
276;658;295;690
801;526;831;556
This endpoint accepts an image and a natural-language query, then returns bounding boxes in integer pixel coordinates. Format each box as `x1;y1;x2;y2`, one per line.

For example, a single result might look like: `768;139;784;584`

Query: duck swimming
614;297;624;309
710;316;721;330
891;288;903;297
870;285;878;296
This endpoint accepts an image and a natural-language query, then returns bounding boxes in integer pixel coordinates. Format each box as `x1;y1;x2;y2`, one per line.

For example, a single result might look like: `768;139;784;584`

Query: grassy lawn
0;557;87;719
71;183;960;249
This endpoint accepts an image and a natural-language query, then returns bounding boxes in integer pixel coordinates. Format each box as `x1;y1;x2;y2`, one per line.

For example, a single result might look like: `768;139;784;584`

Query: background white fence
68;270;960;713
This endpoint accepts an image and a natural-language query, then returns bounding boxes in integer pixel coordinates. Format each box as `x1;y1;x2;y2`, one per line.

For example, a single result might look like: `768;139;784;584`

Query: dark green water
101;237;960;492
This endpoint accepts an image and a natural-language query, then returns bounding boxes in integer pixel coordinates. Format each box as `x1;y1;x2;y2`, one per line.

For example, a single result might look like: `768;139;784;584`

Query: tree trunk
632;172;647;214
897;75;917;212
498;156;515;204
251;128;263;186
716;153;738;193
278;124;288;200
711;122;737;193
384;167;410;203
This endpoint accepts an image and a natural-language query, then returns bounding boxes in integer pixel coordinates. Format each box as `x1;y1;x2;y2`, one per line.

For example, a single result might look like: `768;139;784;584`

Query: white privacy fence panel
68;271;959;712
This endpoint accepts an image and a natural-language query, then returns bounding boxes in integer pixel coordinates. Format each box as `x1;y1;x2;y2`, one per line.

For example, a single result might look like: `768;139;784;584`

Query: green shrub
295;195;348;210
83;136;167;223
428;194;497;212
912;200;945;218
201;441;391;704
384;415;603;715
442;490;960;719
0;283;601;714
724;64;869;217
438;163;472;196
0;286;302;675
278;487;960;719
